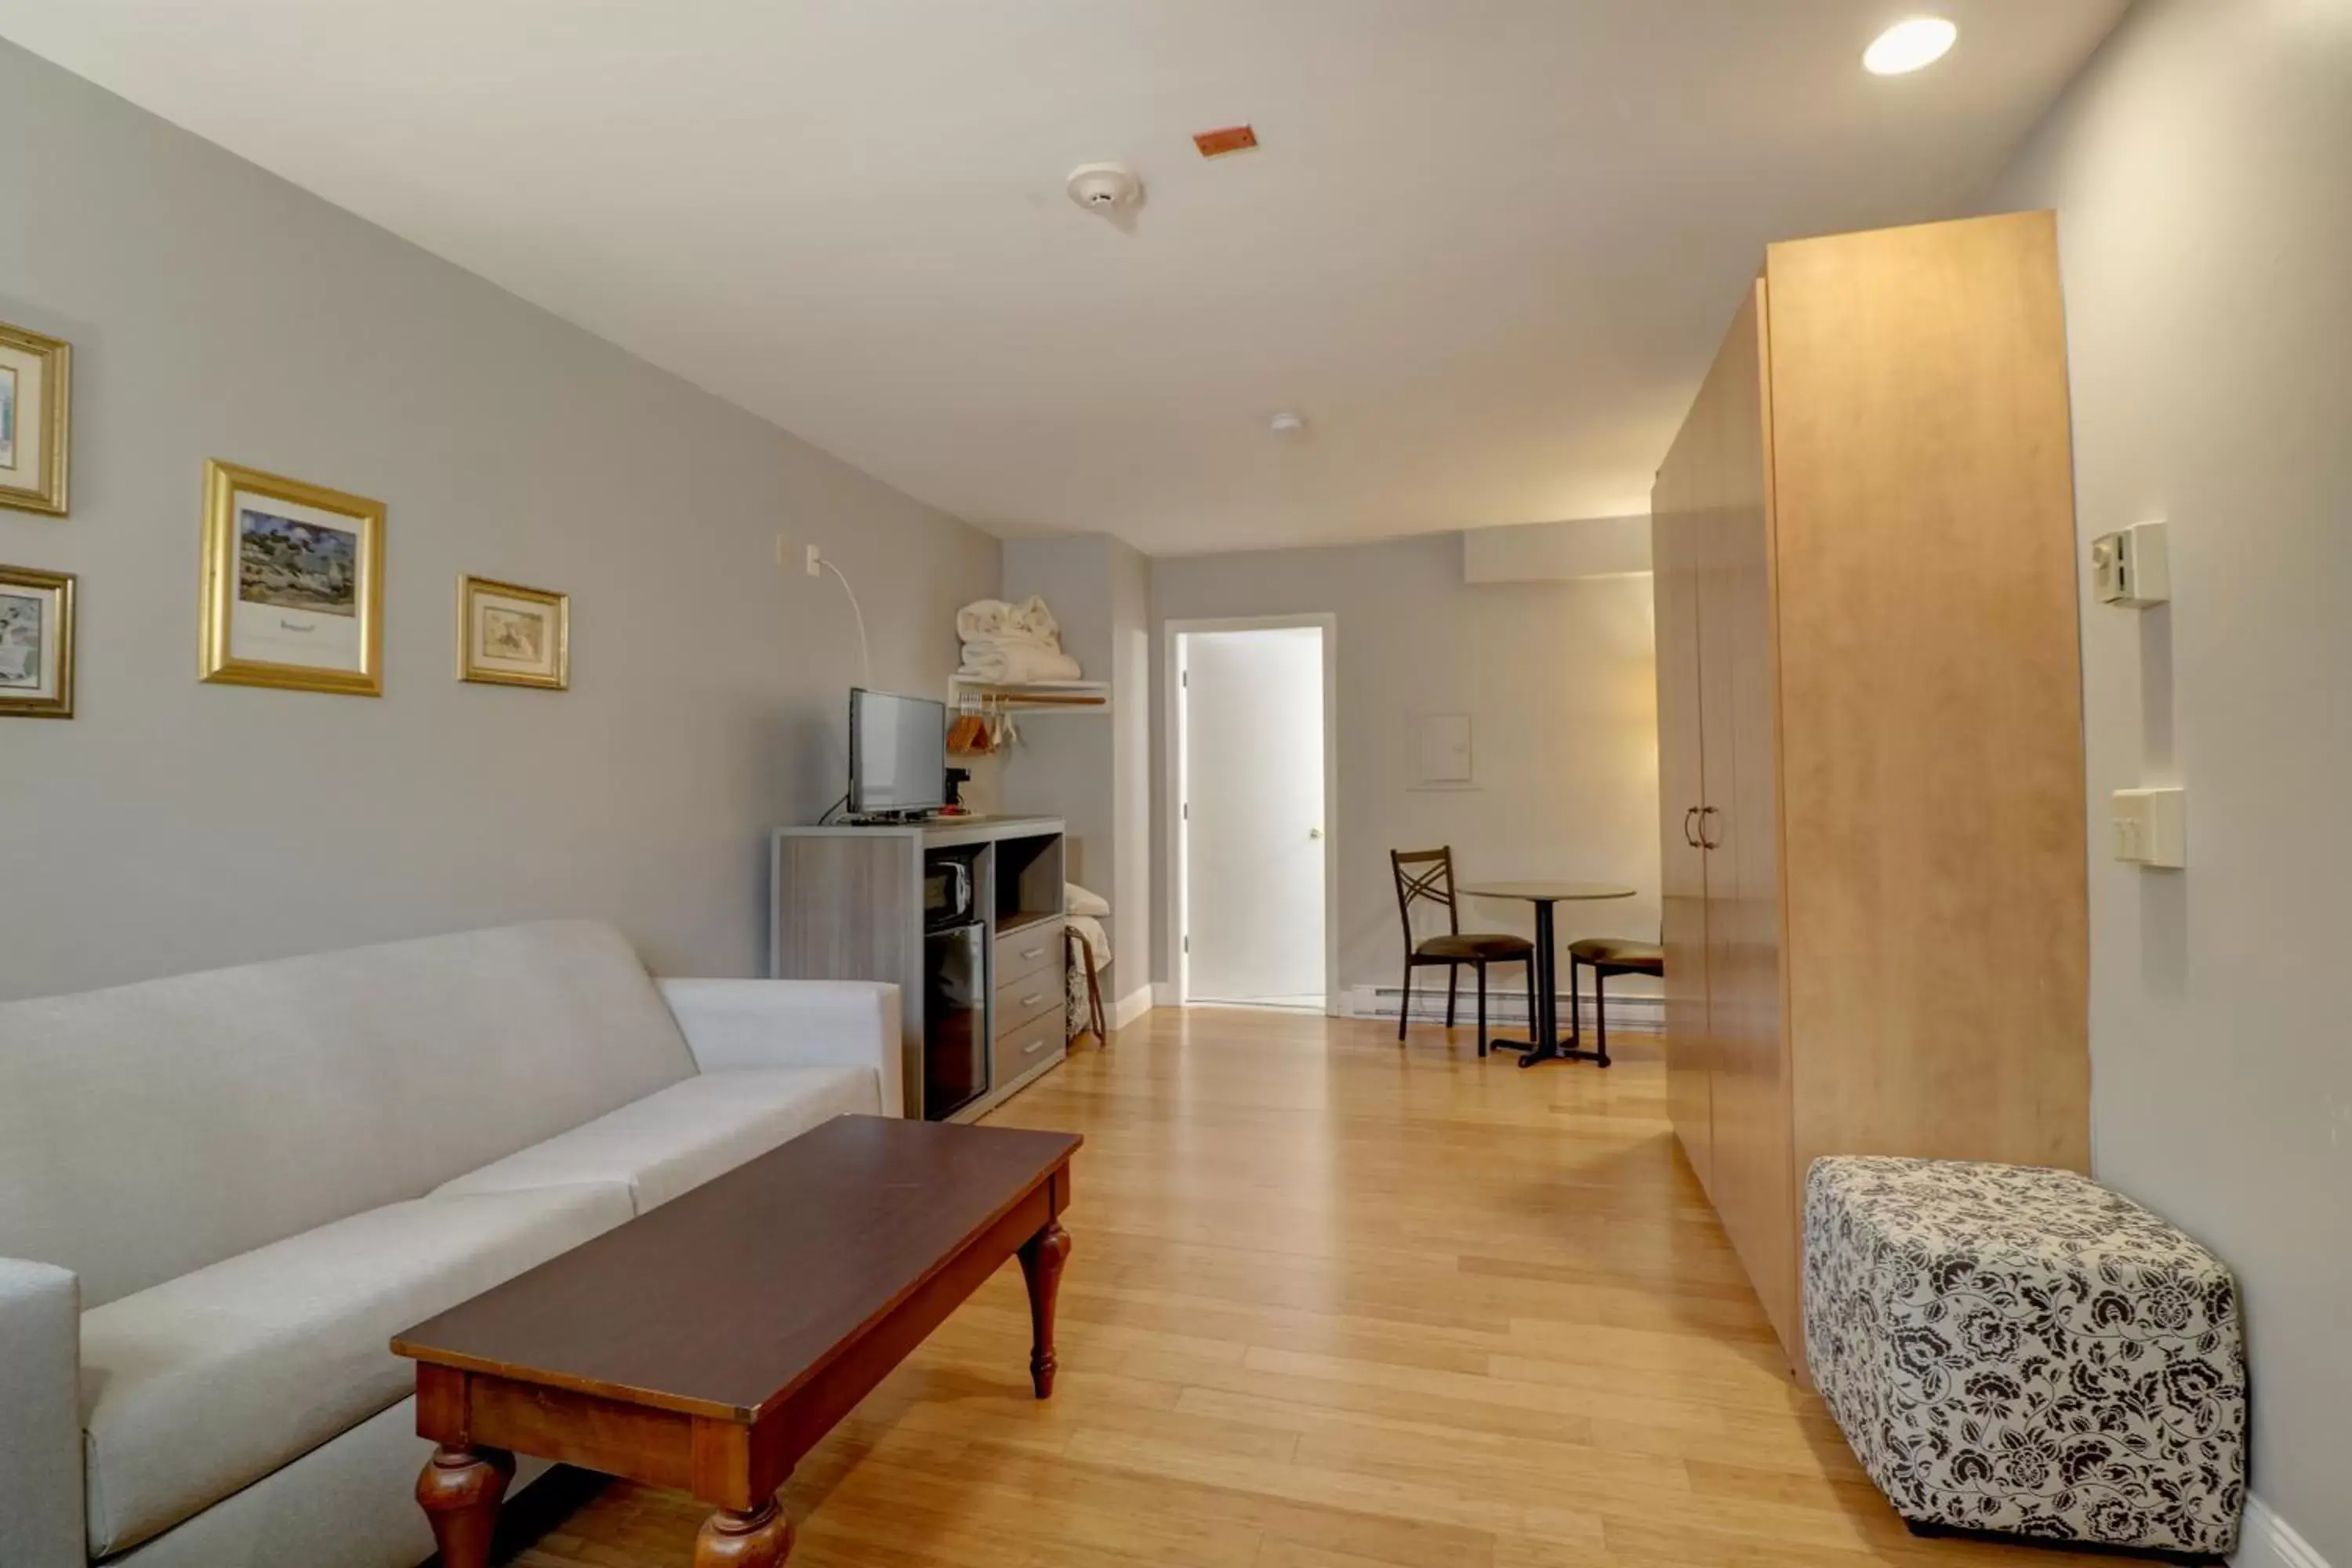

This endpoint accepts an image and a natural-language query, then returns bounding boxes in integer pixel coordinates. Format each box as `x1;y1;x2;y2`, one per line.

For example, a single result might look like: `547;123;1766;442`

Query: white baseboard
1340;982;1662;1033
1110;984;1154;1030
2238;1498;2329;1568
1150;981;1178;1009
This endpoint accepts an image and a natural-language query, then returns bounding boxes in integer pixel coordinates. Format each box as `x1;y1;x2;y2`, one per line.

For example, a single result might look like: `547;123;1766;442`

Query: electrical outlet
804;544;823;578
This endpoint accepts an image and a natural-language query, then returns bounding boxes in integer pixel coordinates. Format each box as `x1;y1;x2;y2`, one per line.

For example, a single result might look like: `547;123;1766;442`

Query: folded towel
959;642;1083;683
956;596;1062;647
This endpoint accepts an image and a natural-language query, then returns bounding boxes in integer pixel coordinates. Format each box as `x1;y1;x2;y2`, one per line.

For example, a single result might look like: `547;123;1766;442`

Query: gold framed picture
0;564;76;718
200;459;385;696
458;575;568;690
0;321;71;517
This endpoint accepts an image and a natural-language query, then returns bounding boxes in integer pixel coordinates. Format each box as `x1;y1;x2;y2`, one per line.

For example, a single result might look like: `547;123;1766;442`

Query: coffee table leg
695;1499;794;1566
416;1444;513;1568
1018;1218;1072;1399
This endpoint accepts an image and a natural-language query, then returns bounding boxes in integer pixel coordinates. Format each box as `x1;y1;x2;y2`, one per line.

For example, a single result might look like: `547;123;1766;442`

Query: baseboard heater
1343;985;1663;1033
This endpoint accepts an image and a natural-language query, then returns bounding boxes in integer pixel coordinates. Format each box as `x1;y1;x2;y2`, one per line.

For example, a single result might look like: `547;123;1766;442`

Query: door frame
1163;613;1341;1014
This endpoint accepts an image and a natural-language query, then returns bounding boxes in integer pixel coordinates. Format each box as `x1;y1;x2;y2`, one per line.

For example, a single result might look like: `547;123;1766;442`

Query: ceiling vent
1192;125;1259;158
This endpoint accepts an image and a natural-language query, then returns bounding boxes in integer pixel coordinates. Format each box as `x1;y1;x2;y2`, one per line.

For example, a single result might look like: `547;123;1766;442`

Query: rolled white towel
956;598;1014;643
1008;595;1061;643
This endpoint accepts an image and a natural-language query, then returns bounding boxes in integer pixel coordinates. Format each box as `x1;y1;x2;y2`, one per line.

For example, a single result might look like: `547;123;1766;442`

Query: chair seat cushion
1567;938;1663;968
1415;932;1533;960
79;1183;634;1556
433;1067;877;1214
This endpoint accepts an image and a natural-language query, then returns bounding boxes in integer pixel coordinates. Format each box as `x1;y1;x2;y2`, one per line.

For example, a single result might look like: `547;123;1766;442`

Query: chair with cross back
1389;847;1535;1056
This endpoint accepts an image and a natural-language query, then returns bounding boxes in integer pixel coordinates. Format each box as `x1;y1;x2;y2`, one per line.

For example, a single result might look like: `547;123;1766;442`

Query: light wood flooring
513;1008;2103;1568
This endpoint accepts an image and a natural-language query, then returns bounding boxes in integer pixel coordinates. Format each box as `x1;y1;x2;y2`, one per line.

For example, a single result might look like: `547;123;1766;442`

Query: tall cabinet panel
1652;446;1712;1196
1765;214;2091;1177
1649;214;2089;1381
1691;282;1797;1350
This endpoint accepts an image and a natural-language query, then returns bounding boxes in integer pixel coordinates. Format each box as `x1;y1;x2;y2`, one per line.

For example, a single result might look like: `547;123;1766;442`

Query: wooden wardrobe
1651;211;2091;1378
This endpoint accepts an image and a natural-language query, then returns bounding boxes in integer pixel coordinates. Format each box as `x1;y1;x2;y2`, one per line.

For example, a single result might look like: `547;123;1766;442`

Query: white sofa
0;920;901;1568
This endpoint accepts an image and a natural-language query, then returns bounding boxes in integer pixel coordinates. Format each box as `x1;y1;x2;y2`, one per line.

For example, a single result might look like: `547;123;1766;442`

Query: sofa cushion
0;920;695;1308
80;1183;633;1557
434;1068;879;1214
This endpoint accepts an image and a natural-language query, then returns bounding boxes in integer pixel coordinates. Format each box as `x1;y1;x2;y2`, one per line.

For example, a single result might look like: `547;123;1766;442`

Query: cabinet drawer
992;1010;1062;1089
996;971;1062;1037
994;918;1062;988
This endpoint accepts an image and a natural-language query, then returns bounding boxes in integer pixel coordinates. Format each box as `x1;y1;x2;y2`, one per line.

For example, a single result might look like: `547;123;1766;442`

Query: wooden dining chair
1391;847;1535;1057
1566;936;1664;1062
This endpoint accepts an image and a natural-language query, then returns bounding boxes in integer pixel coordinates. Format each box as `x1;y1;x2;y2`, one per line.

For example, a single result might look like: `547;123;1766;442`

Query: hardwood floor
513;1008;2103;1568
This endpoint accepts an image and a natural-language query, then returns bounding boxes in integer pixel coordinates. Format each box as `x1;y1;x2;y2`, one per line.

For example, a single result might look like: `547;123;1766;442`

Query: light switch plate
2111;786;2187;869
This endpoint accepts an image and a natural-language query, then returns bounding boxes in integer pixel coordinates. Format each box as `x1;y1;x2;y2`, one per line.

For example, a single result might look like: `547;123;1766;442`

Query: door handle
1683;807;1701;848
1308;827;1323;840
1699;805;1722;850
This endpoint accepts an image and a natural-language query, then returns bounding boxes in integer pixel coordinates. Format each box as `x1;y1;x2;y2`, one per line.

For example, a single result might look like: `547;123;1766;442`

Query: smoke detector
1066;162;1142;215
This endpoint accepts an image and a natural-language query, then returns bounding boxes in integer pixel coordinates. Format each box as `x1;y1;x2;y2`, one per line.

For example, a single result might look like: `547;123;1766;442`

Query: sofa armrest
0;1258;84;1568
657;979;903;1118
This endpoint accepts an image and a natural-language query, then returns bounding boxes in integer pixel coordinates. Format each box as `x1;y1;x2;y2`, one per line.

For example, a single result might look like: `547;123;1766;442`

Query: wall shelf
948;675;1111;714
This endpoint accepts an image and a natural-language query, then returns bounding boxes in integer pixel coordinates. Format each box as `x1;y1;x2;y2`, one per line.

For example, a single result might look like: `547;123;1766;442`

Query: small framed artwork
0;320;72;517
200;459;385;696
458;575;568;690
0;564;76;718
1409;711;1475;789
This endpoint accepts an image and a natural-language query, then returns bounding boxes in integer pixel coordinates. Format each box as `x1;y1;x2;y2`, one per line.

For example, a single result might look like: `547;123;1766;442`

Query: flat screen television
848;688;948;818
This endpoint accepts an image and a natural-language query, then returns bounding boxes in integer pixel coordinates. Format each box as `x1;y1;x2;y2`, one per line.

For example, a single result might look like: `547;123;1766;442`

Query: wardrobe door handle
1683;807;1702;848
1699;805;1722;850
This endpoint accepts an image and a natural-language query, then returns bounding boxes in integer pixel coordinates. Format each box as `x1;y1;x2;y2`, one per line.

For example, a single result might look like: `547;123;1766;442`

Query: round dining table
1456;880;1638;1069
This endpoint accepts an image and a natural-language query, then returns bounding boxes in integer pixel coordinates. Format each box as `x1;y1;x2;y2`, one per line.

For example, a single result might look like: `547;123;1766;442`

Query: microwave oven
924;862;975;928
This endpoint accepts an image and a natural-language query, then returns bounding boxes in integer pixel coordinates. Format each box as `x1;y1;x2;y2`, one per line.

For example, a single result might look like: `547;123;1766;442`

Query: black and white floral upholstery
1803;1157;2245;1559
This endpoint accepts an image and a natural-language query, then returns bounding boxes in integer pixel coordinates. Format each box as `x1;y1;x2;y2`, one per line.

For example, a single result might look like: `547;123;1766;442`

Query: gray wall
1151;533;1659;1000
999;533;1152;1008
1991;2;2351;1555
0;40;998;1002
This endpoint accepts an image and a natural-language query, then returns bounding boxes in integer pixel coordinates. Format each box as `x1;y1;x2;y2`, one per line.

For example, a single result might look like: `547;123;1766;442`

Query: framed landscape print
200;460;385;696
0;565;75;718
0;321;71;516
458;575;568;689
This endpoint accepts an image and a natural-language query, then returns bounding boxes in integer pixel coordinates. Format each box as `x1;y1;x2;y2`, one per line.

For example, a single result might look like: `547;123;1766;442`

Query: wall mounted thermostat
2111;786;2187;869
2091;520;2170;608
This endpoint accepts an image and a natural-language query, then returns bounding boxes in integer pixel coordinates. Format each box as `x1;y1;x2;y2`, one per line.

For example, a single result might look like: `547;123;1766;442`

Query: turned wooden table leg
695;1499;794;1566
1018;1218;1071;1399
416;1445;514;1568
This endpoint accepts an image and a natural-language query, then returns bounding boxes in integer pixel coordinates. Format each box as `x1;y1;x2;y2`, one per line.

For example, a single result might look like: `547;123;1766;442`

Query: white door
1181;626;1328;1007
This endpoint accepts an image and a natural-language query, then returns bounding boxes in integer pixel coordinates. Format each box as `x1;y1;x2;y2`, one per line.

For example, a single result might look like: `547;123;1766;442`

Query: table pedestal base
1483;898;1610;1070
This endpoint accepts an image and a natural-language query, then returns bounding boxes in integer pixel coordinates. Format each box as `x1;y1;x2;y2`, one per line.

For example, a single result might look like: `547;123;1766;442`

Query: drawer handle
1020;993;1044;1007
1022;1037;1049;1055
1019;946;1045;960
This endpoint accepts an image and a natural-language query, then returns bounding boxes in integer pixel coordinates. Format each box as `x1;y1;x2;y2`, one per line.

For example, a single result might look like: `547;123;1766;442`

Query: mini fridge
922;920;989;1120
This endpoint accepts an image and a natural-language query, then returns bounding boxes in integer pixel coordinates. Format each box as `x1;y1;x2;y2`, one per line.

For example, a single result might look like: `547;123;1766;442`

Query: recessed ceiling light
1864;17;1958;75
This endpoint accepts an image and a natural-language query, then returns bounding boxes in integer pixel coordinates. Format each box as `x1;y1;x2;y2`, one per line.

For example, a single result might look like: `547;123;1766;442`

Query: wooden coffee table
391;1115;1080;1566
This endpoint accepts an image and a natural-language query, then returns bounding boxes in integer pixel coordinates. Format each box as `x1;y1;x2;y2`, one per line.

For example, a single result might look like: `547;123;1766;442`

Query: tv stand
769;816;1067;1121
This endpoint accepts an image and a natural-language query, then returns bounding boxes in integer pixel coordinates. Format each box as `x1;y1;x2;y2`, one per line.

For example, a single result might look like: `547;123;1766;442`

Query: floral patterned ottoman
1802;1156;2245;1561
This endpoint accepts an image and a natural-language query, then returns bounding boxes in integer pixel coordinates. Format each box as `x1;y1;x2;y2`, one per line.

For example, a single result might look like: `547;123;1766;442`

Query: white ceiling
0;1;2126;554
